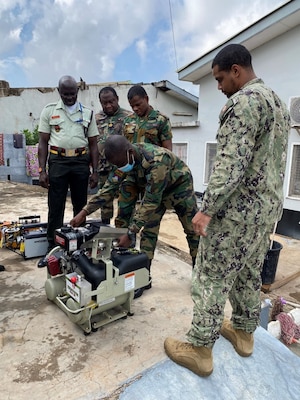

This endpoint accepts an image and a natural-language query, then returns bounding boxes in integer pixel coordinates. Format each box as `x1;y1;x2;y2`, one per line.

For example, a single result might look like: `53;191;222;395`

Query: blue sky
0;0;287;95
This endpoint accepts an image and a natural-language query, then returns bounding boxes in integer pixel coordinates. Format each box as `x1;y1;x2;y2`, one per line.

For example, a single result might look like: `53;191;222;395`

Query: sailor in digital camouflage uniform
115;84;173;232
95;87;131;224
70;135;199;298
164;44;290;377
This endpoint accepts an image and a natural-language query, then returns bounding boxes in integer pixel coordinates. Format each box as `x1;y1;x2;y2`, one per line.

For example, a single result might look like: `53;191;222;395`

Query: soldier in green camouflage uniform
115;84;173;231
95;87;131;223
122;85;173;149
71;136;199;296
164;44;290;377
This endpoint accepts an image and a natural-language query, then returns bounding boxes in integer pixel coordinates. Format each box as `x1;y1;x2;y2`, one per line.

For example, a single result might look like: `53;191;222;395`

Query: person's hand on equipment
70;210;87;227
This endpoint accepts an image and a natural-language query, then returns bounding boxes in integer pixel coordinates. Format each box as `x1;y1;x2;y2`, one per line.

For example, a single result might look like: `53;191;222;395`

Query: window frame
287;142;300;200
172;141;188;164
203;141;217;185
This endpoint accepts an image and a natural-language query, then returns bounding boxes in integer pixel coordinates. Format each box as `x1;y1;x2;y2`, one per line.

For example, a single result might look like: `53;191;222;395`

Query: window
204;142;217;184
173;143;188;164
288;144;300;198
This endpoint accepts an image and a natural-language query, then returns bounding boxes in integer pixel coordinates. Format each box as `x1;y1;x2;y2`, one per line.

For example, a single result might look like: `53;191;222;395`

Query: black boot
37;256;48;268
101;218;111;225
37;243;54;268
134;260;152;299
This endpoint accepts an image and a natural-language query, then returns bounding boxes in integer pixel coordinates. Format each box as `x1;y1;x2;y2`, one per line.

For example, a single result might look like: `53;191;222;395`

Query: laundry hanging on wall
25;145;39;177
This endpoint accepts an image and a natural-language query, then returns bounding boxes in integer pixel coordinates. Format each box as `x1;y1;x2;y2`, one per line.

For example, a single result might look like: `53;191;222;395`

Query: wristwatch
38;167;45;173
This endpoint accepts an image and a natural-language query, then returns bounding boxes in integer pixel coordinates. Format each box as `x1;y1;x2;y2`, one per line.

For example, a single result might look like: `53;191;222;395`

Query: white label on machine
69;239;78;252
124;272;135;292
66;278;81;304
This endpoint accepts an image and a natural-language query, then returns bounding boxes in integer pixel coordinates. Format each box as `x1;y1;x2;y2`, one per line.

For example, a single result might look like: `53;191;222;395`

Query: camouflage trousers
115;177;199;261
187;217;272;348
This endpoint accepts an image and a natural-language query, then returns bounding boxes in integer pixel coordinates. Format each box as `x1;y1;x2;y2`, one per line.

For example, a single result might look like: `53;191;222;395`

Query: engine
44;221;150;334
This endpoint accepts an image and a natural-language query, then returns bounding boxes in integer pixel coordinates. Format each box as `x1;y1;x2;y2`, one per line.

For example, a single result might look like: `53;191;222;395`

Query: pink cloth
276;312;300;345
25;145;39;177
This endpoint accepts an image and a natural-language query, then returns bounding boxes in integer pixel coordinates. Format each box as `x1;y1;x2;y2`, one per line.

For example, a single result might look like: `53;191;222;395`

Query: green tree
22;126;39;145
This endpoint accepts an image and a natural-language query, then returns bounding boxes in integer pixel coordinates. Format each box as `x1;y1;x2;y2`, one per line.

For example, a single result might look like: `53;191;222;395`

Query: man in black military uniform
37;75;99;267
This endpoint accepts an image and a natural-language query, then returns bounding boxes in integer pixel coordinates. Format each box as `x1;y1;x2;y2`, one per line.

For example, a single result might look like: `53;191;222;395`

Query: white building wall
251;25;300;213
189;24;300;209
0;81;199;184
0;83;198;135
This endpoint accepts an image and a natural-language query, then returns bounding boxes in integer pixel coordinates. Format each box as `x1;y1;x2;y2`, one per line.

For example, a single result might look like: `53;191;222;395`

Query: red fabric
0;133;4;166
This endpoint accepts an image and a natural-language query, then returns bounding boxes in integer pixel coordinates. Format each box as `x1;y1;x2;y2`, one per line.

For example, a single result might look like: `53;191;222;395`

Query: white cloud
14;0;163;85
19;57;36;69
0;0;19;13
9;28;22;42
0;0;288;91
54;0;75;5
97;55;115;81
136;39;148;61
165;0;287;68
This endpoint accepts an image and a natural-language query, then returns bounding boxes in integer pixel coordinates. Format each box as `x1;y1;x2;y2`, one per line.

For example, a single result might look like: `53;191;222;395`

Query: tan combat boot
164;337;213;377
220;318;254;357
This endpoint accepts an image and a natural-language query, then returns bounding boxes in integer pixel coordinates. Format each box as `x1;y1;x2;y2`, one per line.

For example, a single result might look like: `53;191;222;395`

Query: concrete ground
1;181;300;399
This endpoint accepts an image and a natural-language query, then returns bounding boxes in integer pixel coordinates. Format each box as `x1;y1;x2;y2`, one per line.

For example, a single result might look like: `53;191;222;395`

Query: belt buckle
65;149;76;157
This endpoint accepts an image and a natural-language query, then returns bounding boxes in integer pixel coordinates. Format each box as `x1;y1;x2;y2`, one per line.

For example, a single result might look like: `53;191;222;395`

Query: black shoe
144;281;152;290
37;256;48;268
133;287;145;299
133;278;152;299
101;218;110;225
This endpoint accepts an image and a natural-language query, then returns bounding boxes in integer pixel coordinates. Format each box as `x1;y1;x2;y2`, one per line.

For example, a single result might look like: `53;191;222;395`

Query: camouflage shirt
95;107;131;172
123;107;172;145
83;143;193;232
201;78;290;226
